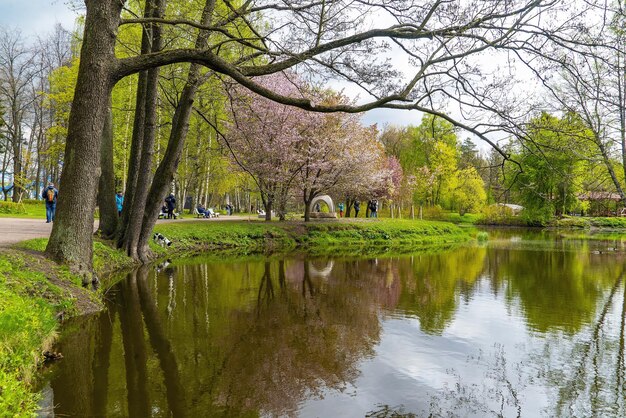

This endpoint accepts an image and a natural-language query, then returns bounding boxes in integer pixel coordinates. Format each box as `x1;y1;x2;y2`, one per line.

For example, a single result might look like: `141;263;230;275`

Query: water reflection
42;232;626;417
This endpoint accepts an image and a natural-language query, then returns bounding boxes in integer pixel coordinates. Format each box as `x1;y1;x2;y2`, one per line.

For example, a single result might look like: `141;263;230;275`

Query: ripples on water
39;230;626;417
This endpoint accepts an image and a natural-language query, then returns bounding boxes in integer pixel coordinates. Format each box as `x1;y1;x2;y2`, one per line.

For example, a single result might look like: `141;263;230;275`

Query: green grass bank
0;218;470;416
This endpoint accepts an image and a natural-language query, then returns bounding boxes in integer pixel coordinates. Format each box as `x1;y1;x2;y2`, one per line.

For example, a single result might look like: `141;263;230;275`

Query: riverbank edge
0;218;471;416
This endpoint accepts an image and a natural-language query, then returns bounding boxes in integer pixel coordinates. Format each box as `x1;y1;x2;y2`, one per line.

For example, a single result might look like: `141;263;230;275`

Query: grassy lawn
0;201;46;219
0;251;101;416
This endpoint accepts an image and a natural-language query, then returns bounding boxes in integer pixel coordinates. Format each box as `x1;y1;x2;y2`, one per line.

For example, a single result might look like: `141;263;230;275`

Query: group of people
367;199;379;217
41;185;179;222
42;185;379;223
196;204;218;218
162;194;177;219
117;191;178;219
312;199;376;218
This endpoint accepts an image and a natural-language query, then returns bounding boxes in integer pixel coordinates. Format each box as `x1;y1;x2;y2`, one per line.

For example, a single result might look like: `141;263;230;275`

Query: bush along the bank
554;216;626;229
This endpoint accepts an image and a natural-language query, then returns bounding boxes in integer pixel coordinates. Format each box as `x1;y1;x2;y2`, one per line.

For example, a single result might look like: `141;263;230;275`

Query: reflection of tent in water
308;260;334;279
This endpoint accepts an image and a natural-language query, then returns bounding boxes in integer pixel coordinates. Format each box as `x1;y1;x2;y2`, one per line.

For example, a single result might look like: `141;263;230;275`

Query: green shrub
0;201;26;215
480;205;514;224
422;205;445;220
554;216;590;229
476;231;489;242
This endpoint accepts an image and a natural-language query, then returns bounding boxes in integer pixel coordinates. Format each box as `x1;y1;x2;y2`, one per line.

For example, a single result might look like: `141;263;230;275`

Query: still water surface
40;230;626;417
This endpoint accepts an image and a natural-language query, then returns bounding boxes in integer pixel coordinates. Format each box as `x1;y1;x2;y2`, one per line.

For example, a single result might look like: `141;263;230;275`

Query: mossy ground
0;218;469;416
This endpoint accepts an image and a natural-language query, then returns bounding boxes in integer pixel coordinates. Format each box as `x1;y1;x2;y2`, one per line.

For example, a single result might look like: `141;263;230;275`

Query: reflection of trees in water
213;258;381;416
547;269;626;417
426;344;526;418
422;263;626;417
395;247;487;333
48;257;384;417
492;248;623;334
366;403;417;417
49;297;115;416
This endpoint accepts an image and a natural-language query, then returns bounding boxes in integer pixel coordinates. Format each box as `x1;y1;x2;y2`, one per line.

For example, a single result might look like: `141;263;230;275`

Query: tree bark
97;105;118;239
135;3;215;261
121;0;164;259
45;0;122;283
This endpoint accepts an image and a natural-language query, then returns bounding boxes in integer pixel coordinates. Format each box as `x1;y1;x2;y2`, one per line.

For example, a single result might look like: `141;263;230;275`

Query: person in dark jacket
354;200;360;217
41;182;58;223
165;193;177;219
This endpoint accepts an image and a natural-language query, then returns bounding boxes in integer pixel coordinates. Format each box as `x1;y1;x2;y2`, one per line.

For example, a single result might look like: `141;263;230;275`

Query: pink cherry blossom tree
223;73;317;220
297;92;387;221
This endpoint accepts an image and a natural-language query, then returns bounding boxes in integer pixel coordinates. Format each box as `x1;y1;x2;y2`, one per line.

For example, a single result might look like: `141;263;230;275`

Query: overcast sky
0;1;502;149
0;0;78;40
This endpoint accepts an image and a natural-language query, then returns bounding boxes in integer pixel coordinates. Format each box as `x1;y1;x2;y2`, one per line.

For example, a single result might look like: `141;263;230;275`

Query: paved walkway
0;215;255;247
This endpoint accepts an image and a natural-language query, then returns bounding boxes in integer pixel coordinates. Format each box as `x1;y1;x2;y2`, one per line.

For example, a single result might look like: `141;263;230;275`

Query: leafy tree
0;29;37;202
223;73;312;221
43;0;594;272
451;167;486;215
511;113;591;222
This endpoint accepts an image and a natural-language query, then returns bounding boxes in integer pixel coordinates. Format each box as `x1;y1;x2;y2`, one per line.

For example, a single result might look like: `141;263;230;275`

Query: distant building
578;191;623;216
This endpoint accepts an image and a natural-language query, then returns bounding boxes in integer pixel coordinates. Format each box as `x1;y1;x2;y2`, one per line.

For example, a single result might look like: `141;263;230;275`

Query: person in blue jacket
41;182;58;223
116;191;124;216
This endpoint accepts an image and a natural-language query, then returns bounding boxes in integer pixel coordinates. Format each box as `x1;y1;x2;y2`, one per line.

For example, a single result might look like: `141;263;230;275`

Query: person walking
41;182;58;223
354;200;360;217
369;199;378;218
338;202;344;218
165;193;177;219
115;191;124;216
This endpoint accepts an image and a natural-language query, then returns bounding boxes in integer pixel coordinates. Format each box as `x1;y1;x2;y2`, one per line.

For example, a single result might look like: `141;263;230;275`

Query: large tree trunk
303;189;316;222
596;132;626;203
45;0;122;283
120;0;164;259
117;0;162;256
11;132;23;202
118;71;147;248
97;106;118;239
135;67;205;261
135;4;214;262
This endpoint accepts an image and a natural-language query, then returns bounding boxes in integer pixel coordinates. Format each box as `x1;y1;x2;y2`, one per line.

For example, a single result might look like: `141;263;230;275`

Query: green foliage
92;241;136;274
555;216;626;229
510;112;593;221
0;201;46;218
476;231;489;242
478;205;527;226
0;201;26;214
451;167;487;215
300;219;469;253
442;212;484;224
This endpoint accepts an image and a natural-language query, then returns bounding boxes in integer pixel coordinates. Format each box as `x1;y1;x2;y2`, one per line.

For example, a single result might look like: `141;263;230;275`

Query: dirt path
0;215;256;247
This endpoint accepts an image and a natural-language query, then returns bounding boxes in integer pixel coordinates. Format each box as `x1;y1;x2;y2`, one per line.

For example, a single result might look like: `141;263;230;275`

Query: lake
39;229;626;417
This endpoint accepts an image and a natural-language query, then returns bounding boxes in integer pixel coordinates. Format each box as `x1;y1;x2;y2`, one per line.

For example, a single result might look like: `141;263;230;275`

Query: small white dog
153;232;172;247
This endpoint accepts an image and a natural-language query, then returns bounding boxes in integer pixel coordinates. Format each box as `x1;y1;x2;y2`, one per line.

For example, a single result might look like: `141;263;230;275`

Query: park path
0;215;253;247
